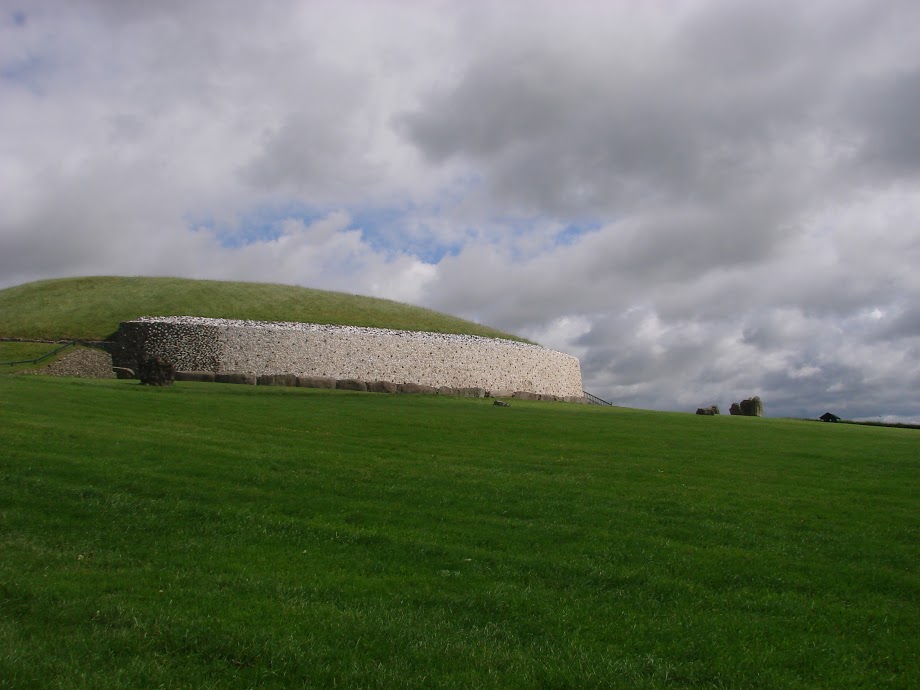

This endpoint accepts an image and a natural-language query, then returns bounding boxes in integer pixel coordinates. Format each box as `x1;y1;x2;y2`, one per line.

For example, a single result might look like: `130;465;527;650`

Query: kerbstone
336;378;367;392
258;373;298;387
215;372;256;385
367;380;399;393
176;370;215;383
397;383;438;394
457;387;486;398
297;376;336;389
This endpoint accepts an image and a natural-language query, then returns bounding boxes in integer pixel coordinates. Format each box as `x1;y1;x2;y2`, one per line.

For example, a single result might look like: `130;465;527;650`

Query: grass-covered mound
0;276;523;342
2;375;917;688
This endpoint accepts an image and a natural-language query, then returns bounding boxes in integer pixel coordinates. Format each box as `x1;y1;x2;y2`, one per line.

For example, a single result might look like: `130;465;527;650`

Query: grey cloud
741;309;825;351
241;106;367;198
881;304;920;341
398;5;836;219
3;0;920;422
848;69;920;176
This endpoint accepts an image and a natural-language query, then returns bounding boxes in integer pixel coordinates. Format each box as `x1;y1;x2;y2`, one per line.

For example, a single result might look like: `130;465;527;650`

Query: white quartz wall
116;317;584;397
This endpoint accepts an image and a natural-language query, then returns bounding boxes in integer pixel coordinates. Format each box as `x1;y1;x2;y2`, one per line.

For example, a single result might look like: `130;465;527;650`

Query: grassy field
0;276;524;342
2;375;917;688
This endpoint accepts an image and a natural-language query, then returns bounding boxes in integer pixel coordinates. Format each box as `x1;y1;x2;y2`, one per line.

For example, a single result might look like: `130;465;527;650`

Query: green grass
0;276;525;342
0;342;77;373
2;376;917;688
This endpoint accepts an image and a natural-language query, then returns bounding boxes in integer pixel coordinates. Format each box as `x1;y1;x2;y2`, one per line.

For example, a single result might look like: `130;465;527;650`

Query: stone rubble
18;347;115;379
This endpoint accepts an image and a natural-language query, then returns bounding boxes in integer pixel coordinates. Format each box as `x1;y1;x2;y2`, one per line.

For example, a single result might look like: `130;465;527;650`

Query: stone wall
113;317;584;398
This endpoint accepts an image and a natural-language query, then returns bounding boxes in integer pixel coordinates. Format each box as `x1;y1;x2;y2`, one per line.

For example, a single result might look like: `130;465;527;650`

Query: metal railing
2;341;76;366
583;390;612;406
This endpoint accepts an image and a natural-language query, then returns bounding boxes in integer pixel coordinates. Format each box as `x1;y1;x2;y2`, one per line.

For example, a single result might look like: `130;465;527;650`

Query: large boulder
367;380;399;394
257;373;298;387
730;397;763;416
397;382;436;394
297;376;337;389
458;387;487;398
696;405;720;416
739;396;763;417
397;382;438;394
336;378;367;392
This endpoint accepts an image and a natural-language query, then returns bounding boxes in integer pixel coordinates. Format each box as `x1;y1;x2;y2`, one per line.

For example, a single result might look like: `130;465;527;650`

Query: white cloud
1;0;919;421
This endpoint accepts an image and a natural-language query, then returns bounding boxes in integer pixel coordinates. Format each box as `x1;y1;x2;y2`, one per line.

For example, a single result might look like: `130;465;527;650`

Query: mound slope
0;276;525;342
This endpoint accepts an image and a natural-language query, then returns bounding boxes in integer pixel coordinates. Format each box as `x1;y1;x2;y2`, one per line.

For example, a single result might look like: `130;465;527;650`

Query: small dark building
819;412;841;423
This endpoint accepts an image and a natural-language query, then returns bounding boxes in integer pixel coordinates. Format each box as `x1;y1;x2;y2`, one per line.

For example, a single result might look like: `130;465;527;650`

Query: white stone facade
115;317;584;398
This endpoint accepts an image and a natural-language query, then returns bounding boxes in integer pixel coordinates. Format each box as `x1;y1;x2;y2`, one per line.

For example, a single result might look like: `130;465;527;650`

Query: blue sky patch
554;221;602;246
186;203;326;249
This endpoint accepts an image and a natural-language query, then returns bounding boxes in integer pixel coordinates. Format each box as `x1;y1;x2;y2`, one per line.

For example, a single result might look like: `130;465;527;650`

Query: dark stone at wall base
513;391;539;401
367;380;399;393
258;373;298;387
176;371;216;383
297;376;337;389
437;386;460;396
216;372;257;385
336;379;367;392
487;390;514;399
458;387;486;398
397;383;438;394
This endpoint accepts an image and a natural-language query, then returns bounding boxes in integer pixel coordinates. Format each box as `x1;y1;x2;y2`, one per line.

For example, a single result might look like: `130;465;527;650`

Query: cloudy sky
2;0;919;421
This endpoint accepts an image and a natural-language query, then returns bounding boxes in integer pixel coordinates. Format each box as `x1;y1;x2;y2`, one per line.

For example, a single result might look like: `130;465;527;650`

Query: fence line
2;341;76;366
583;391;612;406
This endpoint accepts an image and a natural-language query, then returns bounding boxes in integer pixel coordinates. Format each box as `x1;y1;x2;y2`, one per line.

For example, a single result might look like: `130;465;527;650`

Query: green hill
0;276;524;342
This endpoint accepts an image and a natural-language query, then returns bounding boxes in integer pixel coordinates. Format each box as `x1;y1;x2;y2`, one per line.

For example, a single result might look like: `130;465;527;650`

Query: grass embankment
0;276;524;342
2;376;917;688
0;342;75;374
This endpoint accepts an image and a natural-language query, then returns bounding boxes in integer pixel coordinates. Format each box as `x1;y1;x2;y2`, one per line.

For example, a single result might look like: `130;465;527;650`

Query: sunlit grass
0;276;526;342
1;376;917;688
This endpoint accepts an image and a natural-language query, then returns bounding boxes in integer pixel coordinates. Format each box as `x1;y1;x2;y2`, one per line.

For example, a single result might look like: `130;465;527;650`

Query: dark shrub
138;356;176;386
